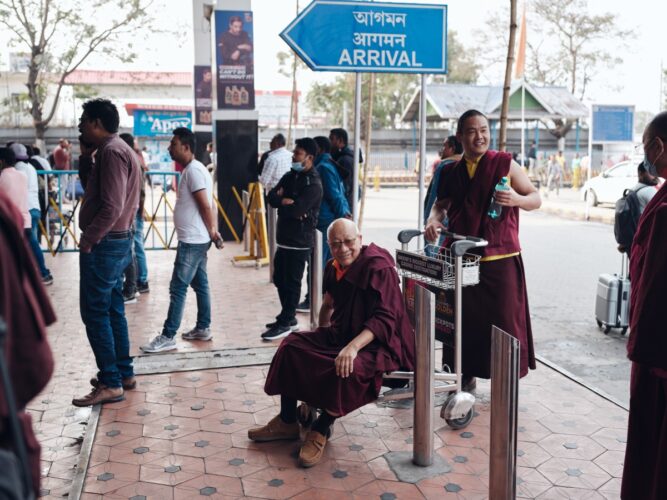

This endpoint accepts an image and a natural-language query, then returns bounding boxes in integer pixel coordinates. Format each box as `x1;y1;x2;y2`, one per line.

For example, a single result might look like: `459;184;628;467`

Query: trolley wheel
446;407;475;430
596;320;602;329
297;403;317;428
603;325;611;334
621;327;628;336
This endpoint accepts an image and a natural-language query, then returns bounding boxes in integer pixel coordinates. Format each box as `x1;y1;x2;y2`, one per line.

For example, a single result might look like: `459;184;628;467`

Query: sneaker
42;274;54;286
72;384;124;407
462;375;477;393
123;292;138;304
137;282;150;294
261;324;292;341
182;327;212;341
298;430;328;468
265;318;298;330
247;415;300;442
90;376;136;391
296;299;310;313
140;334;177;353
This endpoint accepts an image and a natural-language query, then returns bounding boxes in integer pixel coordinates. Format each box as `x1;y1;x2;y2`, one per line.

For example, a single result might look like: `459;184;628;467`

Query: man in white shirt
141;128;222;353
259;134;292;193
10;143;53;284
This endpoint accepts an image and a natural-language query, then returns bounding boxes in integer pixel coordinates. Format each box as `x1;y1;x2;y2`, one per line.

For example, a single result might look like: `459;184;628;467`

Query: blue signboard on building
133;109;192;138
592;105;634;143
280;0;447;73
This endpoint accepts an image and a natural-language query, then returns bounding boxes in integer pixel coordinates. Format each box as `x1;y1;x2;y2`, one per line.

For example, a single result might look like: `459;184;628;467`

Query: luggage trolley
384;229;488;429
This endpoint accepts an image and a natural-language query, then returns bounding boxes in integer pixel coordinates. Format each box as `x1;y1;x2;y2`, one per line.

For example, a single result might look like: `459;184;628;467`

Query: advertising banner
133;109;192;138
194;65;213;125
215;10;255;109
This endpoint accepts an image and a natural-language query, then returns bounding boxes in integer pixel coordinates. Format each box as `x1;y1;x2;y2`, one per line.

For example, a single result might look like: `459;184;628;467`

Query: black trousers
273;247;310;325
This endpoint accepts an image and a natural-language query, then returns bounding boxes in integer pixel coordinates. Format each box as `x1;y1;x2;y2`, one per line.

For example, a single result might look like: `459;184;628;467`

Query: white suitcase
595;255;630;335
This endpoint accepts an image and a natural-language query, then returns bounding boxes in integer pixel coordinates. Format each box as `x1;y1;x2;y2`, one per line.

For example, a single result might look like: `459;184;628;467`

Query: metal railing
310;231;324;330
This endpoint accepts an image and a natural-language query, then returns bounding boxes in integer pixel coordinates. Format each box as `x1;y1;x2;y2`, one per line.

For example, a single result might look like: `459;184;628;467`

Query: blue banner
281;0;447;73
133;110;192;137
592;105;634;143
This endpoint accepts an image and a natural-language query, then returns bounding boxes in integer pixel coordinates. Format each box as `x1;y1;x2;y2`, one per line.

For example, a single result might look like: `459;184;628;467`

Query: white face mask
291;161;305;172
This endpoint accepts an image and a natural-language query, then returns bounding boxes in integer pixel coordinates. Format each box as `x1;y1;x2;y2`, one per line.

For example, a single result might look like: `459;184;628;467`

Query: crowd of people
0;100;665;497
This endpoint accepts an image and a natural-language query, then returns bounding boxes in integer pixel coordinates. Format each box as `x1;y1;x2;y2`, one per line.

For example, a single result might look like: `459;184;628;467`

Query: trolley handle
396;228;489;256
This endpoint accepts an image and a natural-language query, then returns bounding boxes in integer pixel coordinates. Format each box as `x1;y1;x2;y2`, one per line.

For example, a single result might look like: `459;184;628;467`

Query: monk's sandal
298;430;328;468
247;415;300;442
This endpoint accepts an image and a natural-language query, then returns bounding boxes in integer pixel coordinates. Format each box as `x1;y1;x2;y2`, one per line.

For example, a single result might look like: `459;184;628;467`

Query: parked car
581;160;640;206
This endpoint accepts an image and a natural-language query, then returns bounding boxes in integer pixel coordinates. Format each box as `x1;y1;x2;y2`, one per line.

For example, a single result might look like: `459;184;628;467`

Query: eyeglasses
328;237;358;250
634;144;644;155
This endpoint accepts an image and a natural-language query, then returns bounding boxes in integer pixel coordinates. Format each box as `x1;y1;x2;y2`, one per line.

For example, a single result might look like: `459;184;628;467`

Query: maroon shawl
438;150;520;257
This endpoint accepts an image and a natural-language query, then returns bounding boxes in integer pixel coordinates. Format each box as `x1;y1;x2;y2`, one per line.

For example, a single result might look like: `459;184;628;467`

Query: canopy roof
401;81;589;123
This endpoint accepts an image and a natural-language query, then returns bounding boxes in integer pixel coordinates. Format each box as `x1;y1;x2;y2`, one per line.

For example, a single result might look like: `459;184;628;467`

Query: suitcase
595;254;630;335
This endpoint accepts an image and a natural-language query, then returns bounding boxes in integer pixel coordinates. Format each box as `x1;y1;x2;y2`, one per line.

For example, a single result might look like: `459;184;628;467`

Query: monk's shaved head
327;218;362;268
327;218;358;241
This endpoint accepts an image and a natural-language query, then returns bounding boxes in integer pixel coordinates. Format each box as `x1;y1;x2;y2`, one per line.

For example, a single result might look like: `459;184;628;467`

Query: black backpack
614;185;649;250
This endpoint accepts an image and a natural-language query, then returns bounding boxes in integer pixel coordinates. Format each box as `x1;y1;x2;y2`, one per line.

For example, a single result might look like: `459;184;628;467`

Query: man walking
72;99;142;407
141;128;222;354
262;137;322;341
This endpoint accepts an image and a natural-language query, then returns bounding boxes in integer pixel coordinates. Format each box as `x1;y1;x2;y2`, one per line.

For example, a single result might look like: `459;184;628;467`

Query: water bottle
487;176;509;219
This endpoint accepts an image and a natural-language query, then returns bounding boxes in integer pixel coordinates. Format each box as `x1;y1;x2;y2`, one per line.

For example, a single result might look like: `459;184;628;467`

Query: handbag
0;317;35;500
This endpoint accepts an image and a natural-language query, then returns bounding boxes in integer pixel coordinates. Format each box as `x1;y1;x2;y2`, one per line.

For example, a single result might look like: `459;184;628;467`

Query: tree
481;0;630;140
306;30;479;129
499;0;518;152
0;0;155;146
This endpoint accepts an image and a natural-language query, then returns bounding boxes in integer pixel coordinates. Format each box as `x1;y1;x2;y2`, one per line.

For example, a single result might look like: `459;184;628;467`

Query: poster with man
194;65;212;125
215;10;255;110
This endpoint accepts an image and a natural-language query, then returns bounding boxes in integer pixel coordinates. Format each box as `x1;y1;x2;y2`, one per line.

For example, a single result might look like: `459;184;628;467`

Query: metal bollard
310;231;323;330
268;207;277;283
412;283;435;466
489;325;520;499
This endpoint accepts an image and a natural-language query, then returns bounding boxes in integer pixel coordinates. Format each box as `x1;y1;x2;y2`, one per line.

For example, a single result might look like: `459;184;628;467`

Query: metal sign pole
585;105;593;220
418;75;427;240
353;73;362;224
413;283;435;466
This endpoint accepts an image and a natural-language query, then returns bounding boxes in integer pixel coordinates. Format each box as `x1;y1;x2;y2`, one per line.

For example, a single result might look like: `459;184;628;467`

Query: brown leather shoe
90;376;136;391
298;430;327;468
247;415;300;442
72;385;124;407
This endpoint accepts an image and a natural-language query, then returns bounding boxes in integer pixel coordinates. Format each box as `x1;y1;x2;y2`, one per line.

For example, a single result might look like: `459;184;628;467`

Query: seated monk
247;218;415;467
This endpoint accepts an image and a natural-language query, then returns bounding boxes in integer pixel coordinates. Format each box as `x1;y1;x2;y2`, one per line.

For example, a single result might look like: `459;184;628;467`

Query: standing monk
73;99;142;406
620;112;667;500
248;218;415;468
424;109;541;388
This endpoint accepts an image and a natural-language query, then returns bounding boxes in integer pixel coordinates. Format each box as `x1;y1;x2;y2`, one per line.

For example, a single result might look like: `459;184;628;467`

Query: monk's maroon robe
436;150;536;378
264;244;415;416
621;182;667;500
0;191;55;495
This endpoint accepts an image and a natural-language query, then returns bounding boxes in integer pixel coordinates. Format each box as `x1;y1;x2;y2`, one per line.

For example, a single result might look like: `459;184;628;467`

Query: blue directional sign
280;0;447;73
592;105;634;143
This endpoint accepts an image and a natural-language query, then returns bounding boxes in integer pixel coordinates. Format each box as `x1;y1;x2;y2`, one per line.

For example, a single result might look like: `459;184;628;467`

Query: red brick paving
32;244;627;499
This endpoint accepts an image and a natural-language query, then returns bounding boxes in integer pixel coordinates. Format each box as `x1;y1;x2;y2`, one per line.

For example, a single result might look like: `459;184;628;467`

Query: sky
99;0;667;115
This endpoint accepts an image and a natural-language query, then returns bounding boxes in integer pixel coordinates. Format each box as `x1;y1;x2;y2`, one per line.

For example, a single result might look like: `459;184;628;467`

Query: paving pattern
31;230;629;499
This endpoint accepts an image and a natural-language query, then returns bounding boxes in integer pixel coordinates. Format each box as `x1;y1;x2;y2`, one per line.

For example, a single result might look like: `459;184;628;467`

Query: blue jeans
162;241;211;338
28;208;50;278
80;235;133;388
134;214;147;283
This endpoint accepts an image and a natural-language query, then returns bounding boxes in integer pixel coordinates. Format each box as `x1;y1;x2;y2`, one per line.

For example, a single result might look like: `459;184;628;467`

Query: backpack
614;185;649;250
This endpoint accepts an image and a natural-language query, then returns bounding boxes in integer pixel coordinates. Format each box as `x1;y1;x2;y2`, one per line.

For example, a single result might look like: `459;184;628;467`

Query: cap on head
9;143;28;161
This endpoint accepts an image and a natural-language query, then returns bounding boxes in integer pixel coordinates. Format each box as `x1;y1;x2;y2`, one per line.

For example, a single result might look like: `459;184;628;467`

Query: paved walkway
33;235;628;499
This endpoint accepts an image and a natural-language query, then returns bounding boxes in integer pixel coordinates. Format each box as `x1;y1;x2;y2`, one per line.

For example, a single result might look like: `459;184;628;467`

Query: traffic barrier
232;183;269;267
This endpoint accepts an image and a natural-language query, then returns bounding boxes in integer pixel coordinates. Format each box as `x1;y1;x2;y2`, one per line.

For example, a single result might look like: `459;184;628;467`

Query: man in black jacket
263;138;323;341
329;128;359;211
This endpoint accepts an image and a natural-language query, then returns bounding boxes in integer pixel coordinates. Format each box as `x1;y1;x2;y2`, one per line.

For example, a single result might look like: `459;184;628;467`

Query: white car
581;160;641;206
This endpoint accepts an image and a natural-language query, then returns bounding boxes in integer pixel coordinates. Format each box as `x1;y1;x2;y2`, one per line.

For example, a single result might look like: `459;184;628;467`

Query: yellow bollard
373;165;381;192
